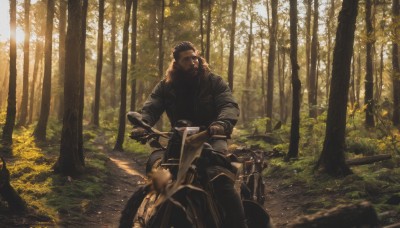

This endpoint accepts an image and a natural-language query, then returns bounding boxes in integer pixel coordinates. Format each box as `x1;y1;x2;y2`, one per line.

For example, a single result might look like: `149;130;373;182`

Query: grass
0;119;111;226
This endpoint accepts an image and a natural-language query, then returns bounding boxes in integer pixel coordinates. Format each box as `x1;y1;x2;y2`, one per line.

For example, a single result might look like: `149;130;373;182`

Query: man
132;41;247;228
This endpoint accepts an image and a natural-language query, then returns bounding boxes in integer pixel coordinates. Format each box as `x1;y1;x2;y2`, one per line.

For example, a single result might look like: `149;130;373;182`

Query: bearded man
131;41;247;228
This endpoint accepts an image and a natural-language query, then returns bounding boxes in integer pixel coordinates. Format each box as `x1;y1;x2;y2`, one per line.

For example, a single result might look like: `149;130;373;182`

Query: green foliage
0;124;110;225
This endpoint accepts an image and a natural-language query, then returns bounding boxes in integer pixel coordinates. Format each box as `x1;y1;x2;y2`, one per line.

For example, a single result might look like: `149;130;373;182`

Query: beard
174;67;199;85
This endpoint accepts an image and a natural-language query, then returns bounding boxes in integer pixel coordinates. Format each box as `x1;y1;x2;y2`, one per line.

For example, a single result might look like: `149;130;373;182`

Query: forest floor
1;121;400;227
76;140;308;228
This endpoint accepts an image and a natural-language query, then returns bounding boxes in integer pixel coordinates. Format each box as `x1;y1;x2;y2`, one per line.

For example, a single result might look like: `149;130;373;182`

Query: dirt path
264;178;309;227
83;150;147;227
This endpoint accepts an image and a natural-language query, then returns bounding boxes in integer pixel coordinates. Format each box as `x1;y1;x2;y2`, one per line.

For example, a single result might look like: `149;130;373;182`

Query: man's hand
129;127;148;140
208;123;225;136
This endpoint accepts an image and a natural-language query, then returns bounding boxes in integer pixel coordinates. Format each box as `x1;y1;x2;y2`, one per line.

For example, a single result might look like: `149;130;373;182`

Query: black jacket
140;73;240;134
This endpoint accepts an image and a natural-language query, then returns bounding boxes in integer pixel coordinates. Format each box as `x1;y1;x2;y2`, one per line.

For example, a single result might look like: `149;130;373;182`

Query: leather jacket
140;73;240;135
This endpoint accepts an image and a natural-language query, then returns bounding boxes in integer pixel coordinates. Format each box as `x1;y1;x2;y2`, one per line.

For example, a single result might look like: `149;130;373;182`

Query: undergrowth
241;109;400;225
0;119;110;226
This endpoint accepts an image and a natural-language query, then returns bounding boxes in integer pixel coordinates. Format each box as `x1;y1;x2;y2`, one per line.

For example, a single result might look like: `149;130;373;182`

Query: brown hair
165;41;210;83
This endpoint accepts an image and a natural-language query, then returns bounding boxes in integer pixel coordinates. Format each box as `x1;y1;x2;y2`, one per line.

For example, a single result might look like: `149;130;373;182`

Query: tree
78;0;88;158
392;0;400;126
29;35;44;124
18;0;31;126
305;0;312;100
114;0;133;152
326;0;335;100
110;0;117;108
54;0;85;176
308;0;318;118
58;0;67;121
315;0;359;176
266;0;278;132
227;0;237;91
242;2;253;125
200;0;205;55
33;0;55;141
205;0;212;62
130;0;138;111
365;0;375;127
286;0;301;160
2;0;17;145
93;0;105;126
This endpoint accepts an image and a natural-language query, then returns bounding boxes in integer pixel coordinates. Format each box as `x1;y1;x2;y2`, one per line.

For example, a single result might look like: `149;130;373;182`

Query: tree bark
200;0;205;55
305;0;312;99
18;0;30;127
33;0;55;141
356;47;361;107
392;0;400;126
93;0;105;126
326;0;335;101
110;0;117;108
365;0;375;127
205;0;212;62
266;0;278;132
114;0;133;152
243;4;253;125
130;0;138;112
29;41;43;124
308;0;318;118
227;0;237;92
286;0;301;160
55;0;84;176
2;0;17;145
78;0;88;160
58;0;67;121
315;0;358;176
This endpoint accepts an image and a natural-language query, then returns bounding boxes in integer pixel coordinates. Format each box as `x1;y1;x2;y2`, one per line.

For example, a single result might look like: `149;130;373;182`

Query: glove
208;123;225;136
129;127;148;140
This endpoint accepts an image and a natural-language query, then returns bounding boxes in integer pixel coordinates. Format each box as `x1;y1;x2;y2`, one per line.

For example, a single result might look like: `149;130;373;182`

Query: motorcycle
119;112;271;228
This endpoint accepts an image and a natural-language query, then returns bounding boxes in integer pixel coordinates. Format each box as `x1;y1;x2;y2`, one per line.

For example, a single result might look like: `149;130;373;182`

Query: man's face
176;49;199;77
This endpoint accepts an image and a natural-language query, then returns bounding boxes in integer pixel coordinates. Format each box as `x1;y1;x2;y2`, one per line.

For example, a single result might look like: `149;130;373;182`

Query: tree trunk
205;0;212;62
266;0;278;132
365;0;375;127
227;0;237;92
2;0;17;145
58;0;67;121
260;31;266;117
78;0;88;160
114;0;133;152
156;0;164;130
0;64;9;110
200;0;205;55
308;0;318;118
393;0;400;126
93;0;105;126
33;0;55;141
54;0;84;176
110;0;117;108
286;0;301;160
18;0;30;127
350;54;356;108
29;41;43;124
243;5;253;125
305;0;312;99
326;0;335;101
315;0;358;176
130;0;138;112
356;47;361;107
